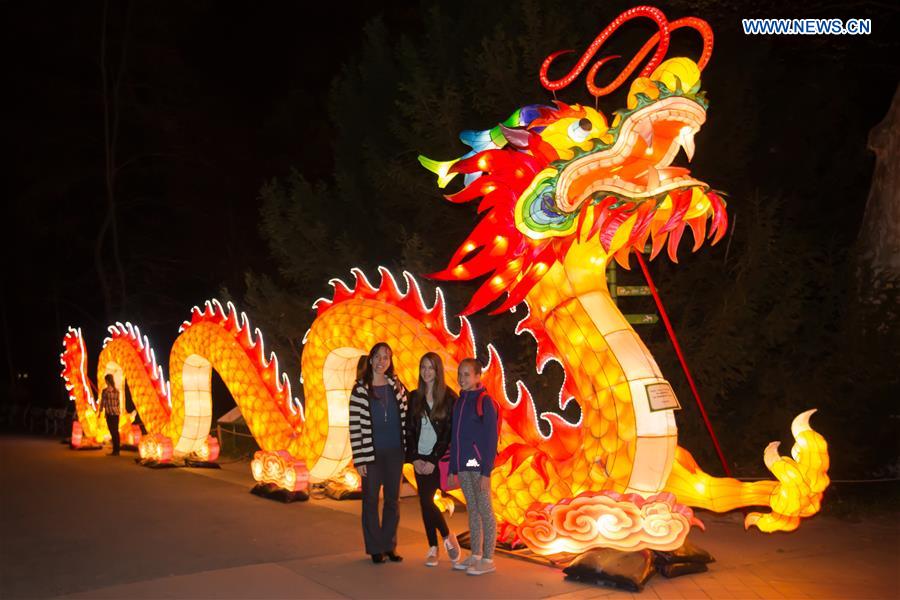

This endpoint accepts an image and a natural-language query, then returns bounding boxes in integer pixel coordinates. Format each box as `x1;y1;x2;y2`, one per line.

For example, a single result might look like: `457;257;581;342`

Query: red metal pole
634;252;732;476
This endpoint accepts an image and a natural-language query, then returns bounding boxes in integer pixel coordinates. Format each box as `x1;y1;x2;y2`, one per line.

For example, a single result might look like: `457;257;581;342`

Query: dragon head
421;8;727;315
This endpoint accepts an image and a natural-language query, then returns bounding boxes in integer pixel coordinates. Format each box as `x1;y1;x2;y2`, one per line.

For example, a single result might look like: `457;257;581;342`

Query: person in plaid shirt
99;374;121;455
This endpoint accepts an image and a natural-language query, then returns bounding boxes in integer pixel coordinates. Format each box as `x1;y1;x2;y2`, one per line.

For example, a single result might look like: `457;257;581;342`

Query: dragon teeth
635;119;654;149
646;166;660;191
679;127;695;162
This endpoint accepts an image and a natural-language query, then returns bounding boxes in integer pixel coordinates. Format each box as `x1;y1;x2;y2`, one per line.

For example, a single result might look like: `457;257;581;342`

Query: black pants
360;447;403;555
105;414;120;454
414;465;449;547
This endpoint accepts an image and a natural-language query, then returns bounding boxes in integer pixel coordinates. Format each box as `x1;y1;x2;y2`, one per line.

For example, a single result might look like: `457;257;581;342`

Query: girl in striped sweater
349;342;410;564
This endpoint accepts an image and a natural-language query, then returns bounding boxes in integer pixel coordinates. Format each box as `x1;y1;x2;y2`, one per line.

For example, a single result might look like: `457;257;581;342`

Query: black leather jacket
405;389;457;465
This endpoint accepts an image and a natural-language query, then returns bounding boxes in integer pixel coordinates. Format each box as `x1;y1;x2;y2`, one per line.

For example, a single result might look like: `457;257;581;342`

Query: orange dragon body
61;6;828;556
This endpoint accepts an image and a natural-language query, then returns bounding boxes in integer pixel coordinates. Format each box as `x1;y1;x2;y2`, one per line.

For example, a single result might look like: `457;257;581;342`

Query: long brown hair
361;342;396;396
413;352;453;421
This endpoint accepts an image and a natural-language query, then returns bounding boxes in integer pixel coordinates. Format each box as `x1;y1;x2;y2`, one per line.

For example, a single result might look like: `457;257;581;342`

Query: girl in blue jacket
447;358;498;575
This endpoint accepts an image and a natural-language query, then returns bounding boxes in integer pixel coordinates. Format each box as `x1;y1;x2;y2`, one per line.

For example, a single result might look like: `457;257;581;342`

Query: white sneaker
466;558;496;576
424;546;439;567
443;533;461;563
453;554;479;571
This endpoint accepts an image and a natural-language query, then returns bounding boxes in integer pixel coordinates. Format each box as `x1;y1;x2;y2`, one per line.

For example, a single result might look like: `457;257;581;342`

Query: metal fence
0;403;75;436
215;422;260;459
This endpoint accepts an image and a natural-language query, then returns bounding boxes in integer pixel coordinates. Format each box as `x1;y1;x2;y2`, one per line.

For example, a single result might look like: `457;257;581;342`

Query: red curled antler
619;16;715;82
539;6;671;98
540;9;715;99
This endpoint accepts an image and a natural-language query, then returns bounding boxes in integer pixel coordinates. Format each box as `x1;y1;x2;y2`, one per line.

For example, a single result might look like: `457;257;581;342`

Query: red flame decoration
180;300;303;427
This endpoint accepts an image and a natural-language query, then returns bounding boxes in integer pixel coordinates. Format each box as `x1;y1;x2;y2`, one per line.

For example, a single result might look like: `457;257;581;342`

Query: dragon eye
567;118;593;143
540;192;558;217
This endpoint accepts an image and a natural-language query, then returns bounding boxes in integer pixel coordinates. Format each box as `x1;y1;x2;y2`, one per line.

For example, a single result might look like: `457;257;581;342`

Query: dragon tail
61;328;104;445
665;410;830;532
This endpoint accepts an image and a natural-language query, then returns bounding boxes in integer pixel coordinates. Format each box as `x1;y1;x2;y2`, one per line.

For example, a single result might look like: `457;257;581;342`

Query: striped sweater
349;376;409;466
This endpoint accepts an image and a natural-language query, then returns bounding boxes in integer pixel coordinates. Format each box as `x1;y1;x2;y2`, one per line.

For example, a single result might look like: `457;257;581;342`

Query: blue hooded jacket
449;387;498;477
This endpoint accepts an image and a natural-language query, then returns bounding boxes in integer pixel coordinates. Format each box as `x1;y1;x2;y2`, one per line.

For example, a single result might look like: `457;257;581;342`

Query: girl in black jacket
405;352;462;567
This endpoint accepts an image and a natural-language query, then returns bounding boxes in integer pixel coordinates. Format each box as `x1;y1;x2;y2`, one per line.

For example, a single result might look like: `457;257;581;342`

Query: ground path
1;436;897;599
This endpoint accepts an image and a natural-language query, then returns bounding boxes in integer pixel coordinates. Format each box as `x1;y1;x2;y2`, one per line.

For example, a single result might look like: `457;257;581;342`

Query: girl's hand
423;461;435;475
357;465;367;478
413;459;426;474
480;475;491;492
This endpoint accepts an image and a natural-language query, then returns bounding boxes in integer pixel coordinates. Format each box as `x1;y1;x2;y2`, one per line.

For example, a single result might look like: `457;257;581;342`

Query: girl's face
371;347;392;376
457;364;480;391
420;358;436;386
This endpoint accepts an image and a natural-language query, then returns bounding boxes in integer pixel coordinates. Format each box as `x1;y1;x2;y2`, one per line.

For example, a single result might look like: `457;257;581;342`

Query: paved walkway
1;436;897;599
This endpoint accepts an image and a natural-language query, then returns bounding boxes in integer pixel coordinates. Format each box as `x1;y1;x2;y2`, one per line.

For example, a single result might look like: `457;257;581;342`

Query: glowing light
125;424;142;447
251;450;309;492
518;491;703;554
343;469;360;489
433;489;456;515
195;436;220;462
62;298;307;484
71;421;83;448
139;433;174;462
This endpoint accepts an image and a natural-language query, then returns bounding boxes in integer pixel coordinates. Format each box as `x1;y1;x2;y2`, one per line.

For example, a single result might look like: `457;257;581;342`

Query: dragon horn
418;155;459;189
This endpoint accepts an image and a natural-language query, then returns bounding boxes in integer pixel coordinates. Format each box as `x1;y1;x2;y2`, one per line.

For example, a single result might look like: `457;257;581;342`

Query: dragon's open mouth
556;96;707;212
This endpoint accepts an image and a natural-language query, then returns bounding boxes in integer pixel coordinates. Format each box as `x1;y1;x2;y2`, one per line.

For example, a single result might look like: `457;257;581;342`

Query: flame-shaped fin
667;221;686;263
687;216;707;252
417;154;460;189
659;189;692;234
313;268;477;360
707;192;728;245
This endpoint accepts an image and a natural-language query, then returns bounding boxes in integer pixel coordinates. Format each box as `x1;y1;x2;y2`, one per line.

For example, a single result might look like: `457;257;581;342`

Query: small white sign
645;382;681;412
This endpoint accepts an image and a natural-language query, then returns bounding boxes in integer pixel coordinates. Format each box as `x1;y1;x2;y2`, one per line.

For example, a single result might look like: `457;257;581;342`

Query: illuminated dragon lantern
60;6;828;557
413;5;829;550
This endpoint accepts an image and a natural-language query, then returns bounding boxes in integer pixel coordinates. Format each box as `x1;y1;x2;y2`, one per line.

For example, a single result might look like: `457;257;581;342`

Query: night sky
5;1;899;418
6;2;418;405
